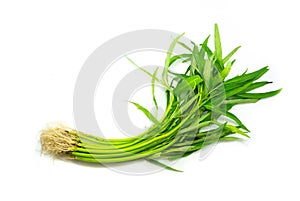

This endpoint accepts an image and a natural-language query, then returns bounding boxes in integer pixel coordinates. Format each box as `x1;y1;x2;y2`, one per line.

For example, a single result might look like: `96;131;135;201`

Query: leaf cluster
69;24;281;172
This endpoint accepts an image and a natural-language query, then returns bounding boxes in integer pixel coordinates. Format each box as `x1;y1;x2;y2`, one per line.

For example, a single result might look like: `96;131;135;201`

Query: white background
1;0;299;200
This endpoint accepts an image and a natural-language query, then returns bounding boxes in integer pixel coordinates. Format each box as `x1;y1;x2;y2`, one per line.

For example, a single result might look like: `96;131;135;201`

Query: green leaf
220;136;243;141
191;44;204;75
201;35;213;57
204;103;225;114
214;24;222;62
193;36;210;74
169;54;192;66
165;33;185;67
177;41;193;52
165;90;171;109
179;121;211;134
164;33;185;82
237;89;282;99
226;111;250;132
174;75;202;97
225;99;259;105
152;68;159;113
201;35;210;48
220;60;234;79
167;152;194;160
203;59;213;89
127;57;159;82
223;46;241;64
169;55;182;67
225;66;269;85
146;158;183;172
129;101;161;126
226;82;253;97
174;94;200;115
240;81;272;93
204;104;249;131
225;124;250;138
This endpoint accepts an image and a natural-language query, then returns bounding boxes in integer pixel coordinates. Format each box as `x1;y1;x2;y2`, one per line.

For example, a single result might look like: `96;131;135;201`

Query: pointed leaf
226;111;250;132
129;101;161;126
152;68;159;113
220;136;243;141
164;33;185;82
225;98;258;105
194;36;210;73
223;46;241;63
237;89;282;99
226;82;253;97
225;66;269;85
204;104;249;131
214;24;222;61
203;59;213;89
169;54;191;66
174;75;202;96
165;90;171;109
146;158;183;172
241;81;272;93
177;41;192;52
201;36;213;57
225;124;250;138
221;60;234;79
127;57;159;82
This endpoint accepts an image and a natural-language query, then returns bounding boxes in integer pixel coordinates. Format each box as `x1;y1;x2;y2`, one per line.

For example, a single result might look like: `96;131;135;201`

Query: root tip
40;123;78;159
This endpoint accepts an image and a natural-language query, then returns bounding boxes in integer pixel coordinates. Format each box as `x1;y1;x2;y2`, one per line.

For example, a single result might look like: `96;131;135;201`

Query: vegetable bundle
40;24;280;171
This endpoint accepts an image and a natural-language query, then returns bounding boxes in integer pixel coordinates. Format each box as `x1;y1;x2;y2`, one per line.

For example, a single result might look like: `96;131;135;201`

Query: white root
40;123;78;158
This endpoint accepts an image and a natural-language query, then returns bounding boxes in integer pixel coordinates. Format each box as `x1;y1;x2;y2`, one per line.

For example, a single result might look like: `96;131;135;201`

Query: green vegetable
40;24;281;172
